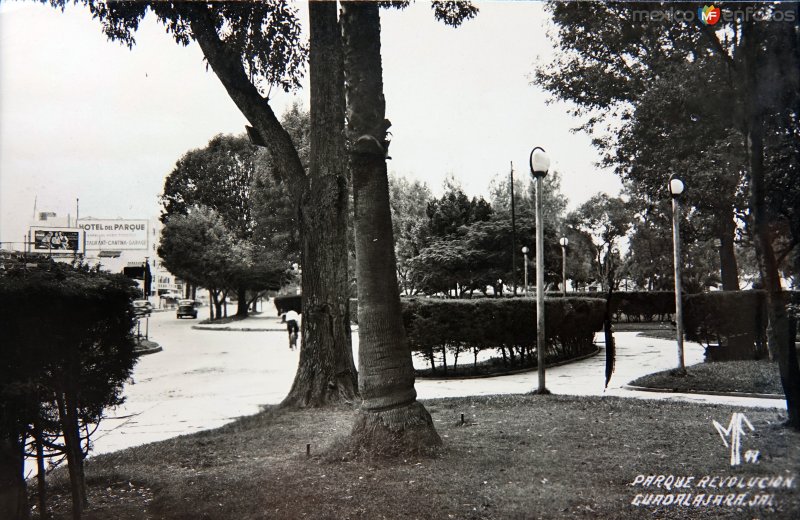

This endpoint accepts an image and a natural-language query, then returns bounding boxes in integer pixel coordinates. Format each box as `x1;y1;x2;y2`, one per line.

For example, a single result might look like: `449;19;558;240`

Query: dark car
133;299;154;317
176;299;198;319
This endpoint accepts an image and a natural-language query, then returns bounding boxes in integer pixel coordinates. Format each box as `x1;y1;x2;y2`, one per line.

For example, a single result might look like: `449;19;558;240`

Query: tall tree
158;207;252;319
161;133;288;316
56;0;358;407
282;0;358;406
388;174;433;295
740;7;800;428
536;1;800;423
341;1;451;454
534;1;745;290
567;193;631;291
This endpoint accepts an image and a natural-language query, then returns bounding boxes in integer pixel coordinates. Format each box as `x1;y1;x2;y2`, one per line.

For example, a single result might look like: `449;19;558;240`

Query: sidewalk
191;312;287;331
190;315;786;409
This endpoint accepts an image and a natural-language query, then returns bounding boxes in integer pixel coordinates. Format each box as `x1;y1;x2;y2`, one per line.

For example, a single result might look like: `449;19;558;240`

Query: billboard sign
77;219;149;251
31;227;84;253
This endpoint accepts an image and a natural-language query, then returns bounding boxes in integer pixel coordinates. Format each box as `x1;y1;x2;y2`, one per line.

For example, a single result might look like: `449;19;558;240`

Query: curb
622;384;785;400
134;345;163;356
191;324;361;332
192;325;286;332
416;346;602;381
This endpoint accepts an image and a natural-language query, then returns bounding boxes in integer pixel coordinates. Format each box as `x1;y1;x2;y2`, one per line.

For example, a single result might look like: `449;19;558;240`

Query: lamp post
669;174;687;374
530;146;550;394
559;237;569;296
521;246;530;295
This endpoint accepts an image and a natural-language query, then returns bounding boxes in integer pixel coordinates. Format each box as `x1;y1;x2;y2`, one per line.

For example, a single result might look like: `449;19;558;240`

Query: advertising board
77;219;149;251
30;227;84;254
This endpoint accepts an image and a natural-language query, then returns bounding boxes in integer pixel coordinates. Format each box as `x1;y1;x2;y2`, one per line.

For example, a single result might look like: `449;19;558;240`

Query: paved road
89;309;786;459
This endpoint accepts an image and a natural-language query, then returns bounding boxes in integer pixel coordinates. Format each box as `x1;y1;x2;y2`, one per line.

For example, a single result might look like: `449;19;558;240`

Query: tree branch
696;21;737;71
186;4;307;194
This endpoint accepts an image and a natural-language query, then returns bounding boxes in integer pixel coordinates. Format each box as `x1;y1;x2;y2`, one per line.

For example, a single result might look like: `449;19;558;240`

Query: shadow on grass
33;395;799;519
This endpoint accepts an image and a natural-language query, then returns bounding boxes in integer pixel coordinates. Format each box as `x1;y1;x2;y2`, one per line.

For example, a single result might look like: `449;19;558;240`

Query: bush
537;291;676;323
0;258;139;519
609;291;675;322
273;294;301;315
401;297;605;376
683;290;768;361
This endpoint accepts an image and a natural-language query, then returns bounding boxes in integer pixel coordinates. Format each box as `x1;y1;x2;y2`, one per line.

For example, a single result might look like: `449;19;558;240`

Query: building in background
17;211;184;304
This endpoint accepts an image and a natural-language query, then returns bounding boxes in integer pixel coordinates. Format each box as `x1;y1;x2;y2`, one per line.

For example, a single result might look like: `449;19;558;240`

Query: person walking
281;310;300;350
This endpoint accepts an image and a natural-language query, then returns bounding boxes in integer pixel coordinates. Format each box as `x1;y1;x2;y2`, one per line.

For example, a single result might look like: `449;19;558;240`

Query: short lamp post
530;146;551;394
521;246;530;295
559;237;569;296
669;174;687;374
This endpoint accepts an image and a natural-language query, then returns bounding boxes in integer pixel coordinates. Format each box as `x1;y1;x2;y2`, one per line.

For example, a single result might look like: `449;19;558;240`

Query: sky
0;0;622;248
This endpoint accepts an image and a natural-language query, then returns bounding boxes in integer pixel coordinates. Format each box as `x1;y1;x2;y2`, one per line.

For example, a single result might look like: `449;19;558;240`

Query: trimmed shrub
530;291;676;323
684;291;768;361
609;291;675;322
401;297;605;375
0;258;139;519
273;294;301;315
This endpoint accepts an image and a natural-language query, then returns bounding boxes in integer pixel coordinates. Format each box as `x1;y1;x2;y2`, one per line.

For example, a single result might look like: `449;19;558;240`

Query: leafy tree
161;133;291;315
158;207;251;319
567;193;631;291
388;174;433;295
425;185;493;240
1;259;139;520
533;1;746;290
53;0;358;407
536;1;800;421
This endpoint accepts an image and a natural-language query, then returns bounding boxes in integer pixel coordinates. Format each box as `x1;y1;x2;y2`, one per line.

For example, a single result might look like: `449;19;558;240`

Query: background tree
158;207;251;319
536;1;800;422
567;193;631;291
533;1;747;291
161;133;290;316
388;174;433;295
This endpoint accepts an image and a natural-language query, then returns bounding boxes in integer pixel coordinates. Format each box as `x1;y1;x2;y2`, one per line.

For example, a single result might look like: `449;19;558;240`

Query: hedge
684;290;800;361
273;294;301;315
400;297;605;375
489;291;677;323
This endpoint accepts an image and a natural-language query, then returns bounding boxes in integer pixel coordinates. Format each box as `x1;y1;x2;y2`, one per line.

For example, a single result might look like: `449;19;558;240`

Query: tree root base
333;401;442;460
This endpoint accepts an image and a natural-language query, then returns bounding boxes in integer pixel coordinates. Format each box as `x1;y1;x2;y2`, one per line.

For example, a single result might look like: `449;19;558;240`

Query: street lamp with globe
559;237;569;296
669;174;687;374
521;246;530;295
530;146;550;394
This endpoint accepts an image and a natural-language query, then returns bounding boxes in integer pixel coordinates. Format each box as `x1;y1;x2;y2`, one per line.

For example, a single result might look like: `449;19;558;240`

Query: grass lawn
630;360;785;396
37;395;798;519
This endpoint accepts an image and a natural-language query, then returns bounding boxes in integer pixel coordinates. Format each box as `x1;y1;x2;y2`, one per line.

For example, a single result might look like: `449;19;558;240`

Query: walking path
213;313;785;409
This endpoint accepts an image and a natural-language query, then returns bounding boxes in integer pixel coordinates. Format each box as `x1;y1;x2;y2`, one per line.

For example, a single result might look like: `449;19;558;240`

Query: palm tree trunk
341;1;440;454
282;0;358;407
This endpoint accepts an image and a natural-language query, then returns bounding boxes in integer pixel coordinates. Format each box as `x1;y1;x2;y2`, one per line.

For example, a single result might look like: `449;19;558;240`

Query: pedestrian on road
281;310;300;350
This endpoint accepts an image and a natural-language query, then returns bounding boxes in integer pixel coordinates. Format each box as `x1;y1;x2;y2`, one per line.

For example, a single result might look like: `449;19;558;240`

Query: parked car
133;299;154;317
176;299;198;319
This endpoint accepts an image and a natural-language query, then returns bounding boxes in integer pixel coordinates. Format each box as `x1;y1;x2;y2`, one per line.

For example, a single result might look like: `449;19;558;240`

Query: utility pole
510;161;517;296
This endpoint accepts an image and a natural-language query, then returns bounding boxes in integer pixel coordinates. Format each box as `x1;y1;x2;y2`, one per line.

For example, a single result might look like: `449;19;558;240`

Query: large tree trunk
719;204;740;291
743;20;800;428
282;0;358;407
0;434;28;520
189;5;357;407
341;1;441;455
235;286;248;317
